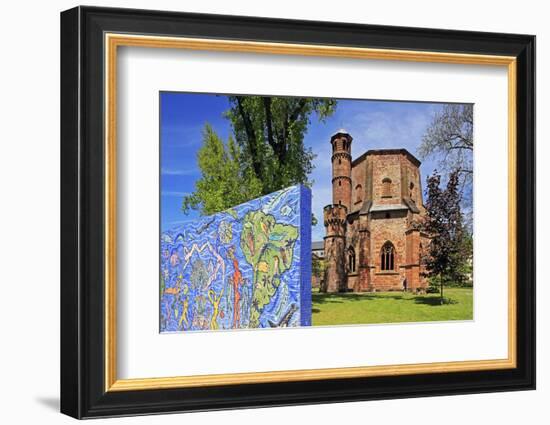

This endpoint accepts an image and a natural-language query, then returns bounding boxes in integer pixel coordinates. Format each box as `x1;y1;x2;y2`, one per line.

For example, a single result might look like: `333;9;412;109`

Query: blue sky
160;92;447;240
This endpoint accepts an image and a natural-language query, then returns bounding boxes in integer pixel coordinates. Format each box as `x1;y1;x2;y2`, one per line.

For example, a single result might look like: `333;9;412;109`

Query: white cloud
161;191;189;197
307;101;442;243
346;107;436;158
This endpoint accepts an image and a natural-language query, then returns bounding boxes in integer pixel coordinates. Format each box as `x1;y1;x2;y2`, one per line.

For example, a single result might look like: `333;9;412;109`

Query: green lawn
312;287;473;326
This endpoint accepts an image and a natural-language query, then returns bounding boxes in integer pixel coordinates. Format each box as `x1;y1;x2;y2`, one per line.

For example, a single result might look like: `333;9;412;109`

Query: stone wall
324;135;429;293
323;204;348;292
369;210;409;290
350;157;367;213
371;154;402;205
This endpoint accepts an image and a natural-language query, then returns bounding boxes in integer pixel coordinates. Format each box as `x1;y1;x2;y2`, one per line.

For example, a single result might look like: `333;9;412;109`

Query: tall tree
183;95;337;215
182;124;262;215
422;170;469;302
225;95;336;194
419;104;473;177
419;104;473;226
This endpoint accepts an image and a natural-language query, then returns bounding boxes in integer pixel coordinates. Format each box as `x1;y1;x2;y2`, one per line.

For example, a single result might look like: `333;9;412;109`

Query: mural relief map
160;185;312;332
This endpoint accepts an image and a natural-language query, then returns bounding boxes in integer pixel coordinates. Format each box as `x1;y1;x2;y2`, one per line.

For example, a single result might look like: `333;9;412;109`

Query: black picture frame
61;5;535;419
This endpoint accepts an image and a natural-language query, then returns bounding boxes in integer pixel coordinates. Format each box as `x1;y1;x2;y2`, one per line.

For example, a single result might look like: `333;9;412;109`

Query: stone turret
322;130;354;293
322;204;347;293
330;129;353;211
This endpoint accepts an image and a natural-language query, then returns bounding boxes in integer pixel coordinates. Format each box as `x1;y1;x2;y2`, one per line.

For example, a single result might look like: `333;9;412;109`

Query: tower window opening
348;246;356;273
339;180;341;186
380;242;395;271
355;184;363;204
382;178;392;198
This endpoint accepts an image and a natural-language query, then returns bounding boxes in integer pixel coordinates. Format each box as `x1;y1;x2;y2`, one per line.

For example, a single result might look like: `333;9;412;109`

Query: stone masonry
322;130;430;293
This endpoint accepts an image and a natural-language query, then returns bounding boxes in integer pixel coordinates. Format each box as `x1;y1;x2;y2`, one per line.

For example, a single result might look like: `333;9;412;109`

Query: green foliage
312;256;326;278
452;232;473;286
426;284;440;294
183;96;337;216
182;124;262;215
225;96;336;194
422;170;473;297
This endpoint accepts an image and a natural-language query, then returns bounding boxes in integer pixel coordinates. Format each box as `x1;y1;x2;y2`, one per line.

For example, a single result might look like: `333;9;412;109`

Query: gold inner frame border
104;33;517;392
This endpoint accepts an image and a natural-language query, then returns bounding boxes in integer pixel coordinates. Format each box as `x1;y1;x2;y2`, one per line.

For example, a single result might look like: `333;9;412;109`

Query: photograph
159;93;474;332
56;4;536;419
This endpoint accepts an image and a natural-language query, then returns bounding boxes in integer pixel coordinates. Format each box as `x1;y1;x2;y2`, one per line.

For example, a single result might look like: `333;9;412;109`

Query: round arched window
380;242;395;271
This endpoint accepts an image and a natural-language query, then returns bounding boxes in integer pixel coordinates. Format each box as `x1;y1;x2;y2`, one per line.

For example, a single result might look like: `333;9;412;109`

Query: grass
312;287;473;326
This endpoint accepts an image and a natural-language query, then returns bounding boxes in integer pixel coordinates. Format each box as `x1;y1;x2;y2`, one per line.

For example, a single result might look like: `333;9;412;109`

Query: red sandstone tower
330;130;353;210
321;129;429;294
322;130;353;293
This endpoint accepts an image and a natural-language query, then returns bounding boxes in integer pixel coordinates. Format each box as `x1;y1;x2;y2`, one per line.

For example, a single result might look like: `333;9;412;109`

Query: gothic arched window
348;246;356;273
380;242;395;271
355;184;363;204
382;178;392;198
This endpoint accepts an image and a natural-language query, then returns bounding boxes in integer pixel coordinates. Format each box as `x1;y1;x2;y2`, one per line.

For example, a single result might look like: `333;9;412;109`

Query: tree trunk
440;274;444;305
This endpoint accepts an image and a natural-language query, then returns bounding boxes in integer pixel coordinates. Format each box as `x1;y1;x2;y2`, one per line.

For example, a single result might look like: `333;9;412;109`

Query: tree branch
447;133;473;148
448;144;473;151
262;97;279;156
235;96;262;179
289;98;308;123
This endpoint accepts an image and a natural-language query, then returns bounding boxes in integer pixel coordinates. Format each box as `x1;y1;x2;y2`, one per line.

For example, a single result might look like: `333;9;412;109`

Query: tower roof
330;129;353;142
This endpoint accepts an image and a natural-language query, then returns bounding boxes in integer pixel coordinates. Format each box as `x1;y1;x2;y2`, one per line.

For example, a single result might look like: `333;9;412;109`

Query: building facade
322;130;430;293
311;241;325;289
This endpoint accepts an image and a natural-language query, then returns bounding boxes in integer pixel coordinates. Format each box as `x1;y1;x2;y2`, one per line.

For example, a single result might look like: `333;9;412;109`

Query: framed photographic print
60;6;535;419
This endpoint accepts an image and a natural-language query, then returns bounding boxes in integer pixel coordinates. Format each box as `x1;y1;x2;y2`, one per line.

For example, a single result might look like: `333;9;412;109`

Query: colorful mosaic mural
160;185;312;332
